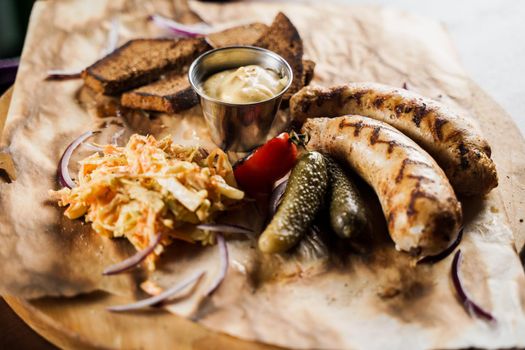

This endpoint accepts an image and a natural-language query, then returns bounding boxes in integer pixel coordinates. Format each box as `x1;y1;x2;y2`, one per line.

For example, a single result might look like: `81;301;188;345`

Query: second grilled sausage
290;82;498;196
302;116;462;256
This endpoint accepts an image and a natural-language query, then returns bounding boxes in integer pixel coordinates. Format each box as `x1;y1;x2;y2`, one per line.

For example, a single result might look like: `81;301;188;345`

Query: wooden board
2;77;525;349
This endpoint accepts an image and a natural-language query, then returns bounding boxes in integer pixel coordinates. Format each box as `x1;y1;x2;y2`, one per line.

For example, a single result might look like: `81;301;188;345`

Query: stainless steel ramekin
188;46;293;151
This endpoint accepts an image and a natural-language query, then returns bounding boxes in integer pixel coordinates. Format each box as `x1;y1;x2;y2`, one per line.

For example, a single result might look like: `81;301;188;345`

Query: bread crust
254;12;304;101
82;38;211;95
121;73;198;113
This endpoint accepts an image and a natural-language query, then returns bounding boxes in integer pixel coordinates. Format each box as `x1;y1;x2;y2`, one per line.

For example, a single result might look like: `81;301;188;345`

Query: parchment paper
0;0;524;349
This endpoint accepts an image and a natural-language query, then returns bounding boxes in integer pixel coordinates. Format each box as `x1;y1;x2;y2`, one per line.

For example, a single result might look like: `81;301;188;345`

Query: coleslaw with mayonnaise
51;134;244;270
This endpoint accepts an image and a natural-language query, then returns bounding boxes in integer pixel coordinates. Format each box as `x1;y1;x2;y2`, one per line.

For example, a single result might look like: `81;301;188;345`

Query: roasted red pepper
234;132;301;195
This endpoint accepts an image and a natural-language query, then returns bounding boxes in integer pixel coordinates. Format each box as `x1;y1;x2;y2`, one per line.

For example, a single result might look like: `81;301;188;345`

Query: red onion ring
196;224;253;236
58;131;98;188
103;233;163;275
107;270;205;312
205;234;229;296
417;228;463;265
83;142;104;152
269;180;288;218
451;250;496;322
45;69;82;80
0;58;19;86
149;14;211;37
111;128;125;146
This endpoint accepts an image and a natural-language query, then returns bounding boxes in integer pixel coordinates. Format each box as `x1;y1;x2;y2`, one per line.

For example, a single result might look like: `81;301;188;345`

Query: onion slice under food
196;223;253;236
150;14;211;37
83;142;104;152
102;233;163;275
205;234;229;296
269;180;288;218
46;69;82;80
418;228;463;264
111;128;125;146
451;250;496;322
107;270;205;312
58;131;98;188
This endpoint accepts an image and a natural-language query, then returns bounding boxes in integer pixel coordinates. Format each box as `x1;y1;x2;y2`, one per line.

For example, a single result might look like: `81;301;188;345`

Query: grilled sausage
290;83;497;196
302;116;462;256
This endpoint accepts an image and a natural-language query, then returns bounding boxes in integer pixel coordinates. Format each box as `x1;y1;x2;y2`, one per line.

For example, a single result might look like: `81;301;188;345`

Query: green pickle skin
258;151;328;253
325;156;367;239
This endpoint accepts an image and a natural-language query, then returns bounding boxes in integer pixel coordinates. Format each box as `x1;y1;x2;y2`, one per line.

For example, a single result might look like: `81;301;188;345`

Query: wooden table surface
2;0;525;349
0;299;55;349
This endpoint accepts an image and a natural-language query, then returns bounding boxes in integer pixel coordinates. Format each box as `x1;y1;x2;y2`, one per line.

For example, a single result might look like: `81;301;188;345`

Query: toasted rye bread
120;73;198;113
254;12;303;101
82;38;211;95
302;59;315;86
206;23;269;48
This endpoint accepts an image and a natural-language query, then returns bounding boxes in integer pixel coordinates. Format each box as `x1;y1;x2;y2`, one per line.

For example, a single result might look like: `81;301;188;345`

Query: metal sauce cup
188;46;293;151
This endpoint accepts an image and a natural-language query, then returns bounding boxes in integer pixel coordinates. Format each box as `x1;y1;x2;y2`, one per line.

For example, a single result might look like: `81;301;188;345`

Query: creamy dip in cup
188;46;293;151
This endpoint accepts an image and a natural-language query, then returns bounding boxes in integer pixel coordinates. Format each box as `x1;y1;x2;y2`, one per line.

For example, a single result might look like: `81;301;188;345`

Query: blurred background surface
0;0;33;58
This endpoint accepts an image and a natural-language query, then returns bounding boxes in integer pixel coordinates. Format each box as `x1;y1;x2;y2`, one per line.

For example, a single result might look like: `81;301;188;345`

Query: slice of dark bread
206;23;269;48
83;38;211;95
254;12;303;101
120;73;198;113
302;59;316;86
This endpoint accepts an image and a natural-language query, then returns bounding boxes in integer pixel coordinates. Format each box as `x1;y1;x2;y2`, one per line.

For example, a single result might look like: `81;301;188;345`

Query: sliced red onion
103;233;162;275
198;148;209;159
111;128;125;146
0;58;19;85
205;234;228;296
150;14;211;37
107;270;205;312
269;180;288;218
103;18;120;56
83;142;104;152
196;223;253;236
46;69;82;80
451;250;496;322
58;131;98;188
418;228;463;265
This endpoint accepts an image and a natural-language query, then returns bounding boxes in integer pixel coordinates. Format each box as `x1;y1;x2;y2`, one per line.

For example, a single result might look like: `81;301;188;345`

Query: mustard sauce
202;65;288;104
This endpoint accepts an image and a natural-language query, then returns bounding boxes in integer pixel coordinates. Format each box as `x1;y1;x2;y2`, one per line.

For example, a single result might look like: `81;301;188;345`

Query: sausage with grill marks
290;82;497;196
302;116;462;256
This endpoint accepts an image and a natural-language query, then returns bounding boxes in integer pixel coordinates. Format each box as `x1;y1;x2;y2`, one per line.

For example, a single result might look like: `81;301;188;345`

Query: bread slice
82;38;210;95
302;59;316;86
120;73;198;113
254;12;304;100
206;23;269;48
